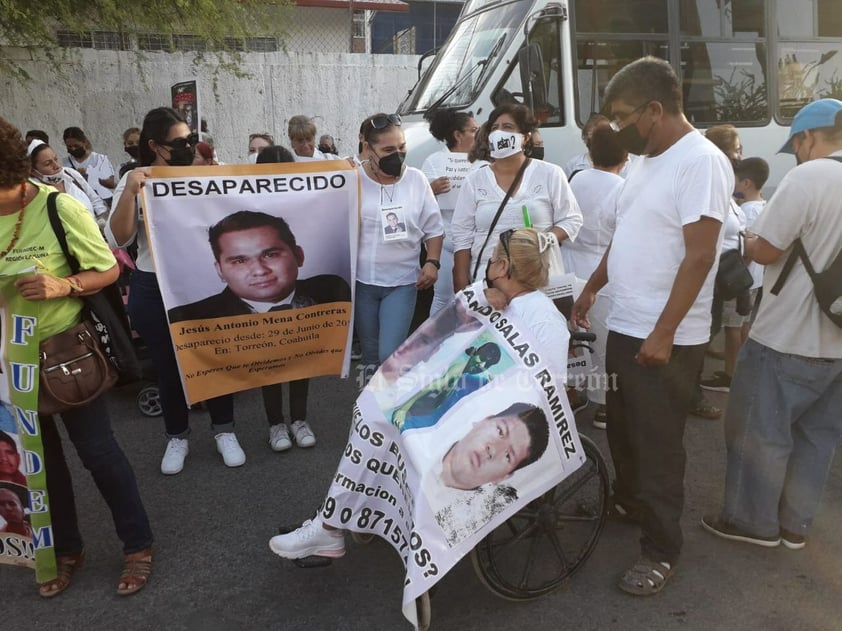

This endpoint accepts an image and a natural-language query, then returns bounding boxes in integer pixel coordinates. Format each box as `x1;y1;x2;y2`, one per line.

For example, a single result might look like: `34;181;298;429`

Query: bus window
491;17;564;126
680;0;765;38
681;42;769;124
575;40;669;124
574;0;668;34
777;0;842;38
776;0;842;119
777;45;842;118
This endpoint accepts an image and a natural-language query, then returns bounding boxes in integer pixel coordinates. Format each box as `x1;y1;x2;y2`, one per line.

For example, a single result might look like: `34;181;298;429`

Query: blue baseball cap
779;98;842;153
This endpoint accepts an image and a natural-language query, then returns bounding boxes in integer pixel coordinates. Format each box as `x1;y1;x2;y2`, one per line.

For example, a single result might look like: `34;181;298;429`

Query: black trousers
605;331;706;564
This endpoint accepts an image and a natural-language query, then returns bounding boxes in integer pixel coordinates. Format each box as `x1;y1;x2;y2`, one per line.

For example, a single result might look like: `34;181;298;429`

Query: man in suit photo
168;210;351;322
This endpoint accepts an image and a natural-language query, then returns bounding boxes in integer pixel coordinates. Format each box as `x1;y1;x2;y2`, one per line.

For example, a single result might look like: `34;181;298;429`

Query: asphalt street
2;362;841;631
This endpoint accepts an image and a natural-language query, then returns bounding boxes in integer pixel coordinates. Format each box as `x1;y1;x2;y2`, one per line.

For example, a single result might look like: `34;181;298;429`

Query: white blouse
356;166;444;287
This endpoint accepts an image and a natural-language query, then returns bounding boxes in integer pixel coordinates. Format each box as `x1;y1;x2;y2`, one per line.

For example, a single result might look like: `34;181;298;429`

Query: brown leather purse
38;320;118;416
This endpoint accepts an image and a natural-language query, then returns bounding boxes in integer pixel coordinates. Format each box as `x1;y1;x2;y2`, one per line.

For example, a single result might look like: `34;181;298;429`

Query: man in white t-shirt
702;99;842;552
572;56;731;596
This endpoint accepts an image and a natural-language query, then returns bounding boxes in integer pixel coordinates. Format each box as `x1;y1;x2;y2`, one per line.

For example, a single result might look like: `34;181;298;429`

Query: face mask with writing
36;170;64;185
488;130;523;159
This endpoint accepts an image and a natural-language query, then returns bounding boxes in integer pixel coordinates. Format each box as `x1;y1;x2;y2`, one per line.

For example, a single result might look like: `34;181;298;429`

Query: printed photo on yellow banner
141;161;358;404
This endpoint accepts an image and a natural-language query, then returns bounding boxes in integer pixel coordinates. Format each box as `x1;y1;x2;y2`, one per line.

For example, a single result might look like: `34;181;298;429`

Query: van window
574;0;668;34
492;17;565;126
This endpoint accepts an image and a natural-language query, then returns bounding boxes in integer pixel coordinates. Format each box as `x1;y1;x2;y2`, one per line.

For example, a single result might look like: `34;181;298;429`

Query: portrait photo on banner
141;162;359;403
407;376;557;548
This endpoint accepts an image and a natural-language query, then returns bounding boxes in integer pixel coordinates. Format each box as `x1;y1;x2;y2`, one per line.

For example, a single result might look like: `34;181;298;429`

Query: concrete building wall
0;48;420;165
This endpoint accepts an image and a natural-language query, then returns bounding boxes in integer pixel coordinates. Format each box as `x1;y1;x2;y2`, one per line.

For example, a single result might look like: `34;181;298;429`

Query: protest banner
0;274;55;582
171;80;200;136
142;161;358;404
319;283;584;627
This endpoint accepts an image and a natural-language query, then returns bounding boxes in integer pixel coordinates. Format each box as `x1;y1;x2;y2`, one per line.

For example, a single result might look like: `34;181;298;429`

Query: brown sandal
117;547;153;596
39;551;85;598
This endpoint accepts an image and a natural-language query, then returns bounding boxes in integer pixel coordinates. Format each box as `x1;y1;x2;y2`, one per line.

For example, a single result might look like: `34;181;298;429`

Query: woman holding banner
106;107;246;475
269;227;569;561
0;118;153;597
354;113;444;385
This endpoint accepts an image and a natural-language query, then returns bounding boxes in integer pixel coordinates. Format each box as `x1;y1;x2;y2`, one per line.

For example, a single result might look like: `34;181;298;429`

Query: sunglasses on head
368;114;402;130
162;133;199;150
499;228;517;259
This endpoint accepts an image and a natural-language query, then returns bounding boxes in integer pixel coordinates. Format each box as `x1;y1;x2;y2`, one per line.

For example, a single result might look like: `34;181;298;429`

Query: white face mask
36;169;64;185
488;130;523;159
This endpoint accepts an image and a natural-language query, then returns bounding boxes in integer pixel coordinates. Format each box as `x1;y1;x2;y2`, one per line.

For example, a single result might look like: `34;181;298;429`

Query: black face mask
124;145;140;160
318;144;334;154
376;151;407;177
165;146;196;167
614;124;648;156
531;146;545;161
68;146;86;159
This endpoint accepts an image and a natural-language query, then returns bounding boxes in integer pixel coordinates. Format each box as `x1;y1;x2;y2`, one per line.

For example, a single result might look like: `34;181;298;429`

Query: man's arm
570;242;611;329
744;233;785;265
638;216;721;366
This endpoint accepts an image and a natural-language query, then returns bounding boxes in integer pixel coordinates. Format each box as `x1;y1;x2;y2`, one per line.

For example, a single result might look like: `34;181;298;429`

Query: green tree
0;0;290;80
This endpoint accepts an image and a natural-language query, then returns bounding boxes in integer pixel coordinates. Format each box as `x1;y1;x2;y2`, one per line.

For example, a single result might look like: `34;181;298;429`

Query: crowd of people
1;55;840;605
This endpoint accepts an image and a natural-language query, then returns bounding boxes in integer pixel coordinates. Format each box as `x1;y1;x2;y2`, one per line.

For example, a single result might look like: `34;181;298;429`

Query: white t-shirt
740;199;766;289
721;199;747;253
356;166;444;287
563;151;636;179
749;154;842;358
62;151;115;202
56;168;107;219
506;290;570;383
451;159;583;278
105;172;154;272
422;149;475;217
293;149;340;162
563;169;623;283
607;130;732;345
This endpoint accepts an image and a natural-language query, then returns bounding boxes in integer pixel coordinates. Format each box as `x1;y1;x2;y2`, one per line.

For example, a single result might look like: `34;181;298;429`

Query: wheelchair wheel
351;532;376;545
470;435;609;601
415;591;431;631
137;385;163;417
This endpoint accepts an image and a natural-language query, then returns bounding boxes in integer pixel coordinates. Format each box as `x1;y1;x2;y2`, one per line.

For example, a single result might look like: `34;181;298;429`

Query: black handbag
715;247;753;301
46;192;142;385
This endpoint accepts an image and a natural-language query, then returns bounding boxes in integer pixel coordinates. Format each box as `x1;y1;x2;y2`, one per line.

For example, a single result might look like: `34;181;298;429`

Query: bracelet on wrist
424;259;441;270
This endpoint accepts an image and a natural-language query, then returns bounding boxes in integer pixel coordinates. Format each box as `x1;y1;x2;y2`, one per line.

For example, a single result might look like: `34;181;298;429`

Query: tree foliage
0;0;290;80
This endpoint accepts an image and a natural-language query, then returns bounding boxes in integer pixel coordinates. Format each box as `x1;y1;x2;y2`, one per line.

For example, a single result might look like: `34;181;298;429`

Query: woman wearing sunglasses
107;107;245;476
356;112;444;383
451;104;582;292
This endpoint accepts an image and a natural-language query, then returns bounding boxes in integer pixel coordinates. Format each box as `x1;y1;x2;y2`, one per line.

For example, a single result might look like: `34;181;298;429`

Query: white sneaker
291;420;316;448
160;437;189;475
214;432;246;467
269;423;293;452
269;516;345;559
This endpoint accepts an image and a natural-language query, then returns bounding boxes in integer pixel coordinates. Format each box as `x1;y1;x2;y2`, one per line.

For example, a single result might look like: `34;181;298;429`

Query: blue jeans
41;396;153;556
128;270;234;437
354;282;417;381
721;338;842;537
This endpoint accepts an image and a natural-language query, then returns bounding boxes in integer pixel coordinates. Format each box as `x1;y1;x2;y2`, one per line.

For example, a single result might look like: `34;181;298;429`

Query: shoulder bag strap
770;238;814;296
471;158;531;281
46;191;82;274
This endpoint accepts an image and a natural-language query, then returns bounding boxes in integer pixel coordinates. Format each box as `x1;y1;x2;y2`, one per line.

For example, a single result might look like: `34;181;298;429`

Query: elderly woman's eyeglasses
368;114;402;130
161;133;199;150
